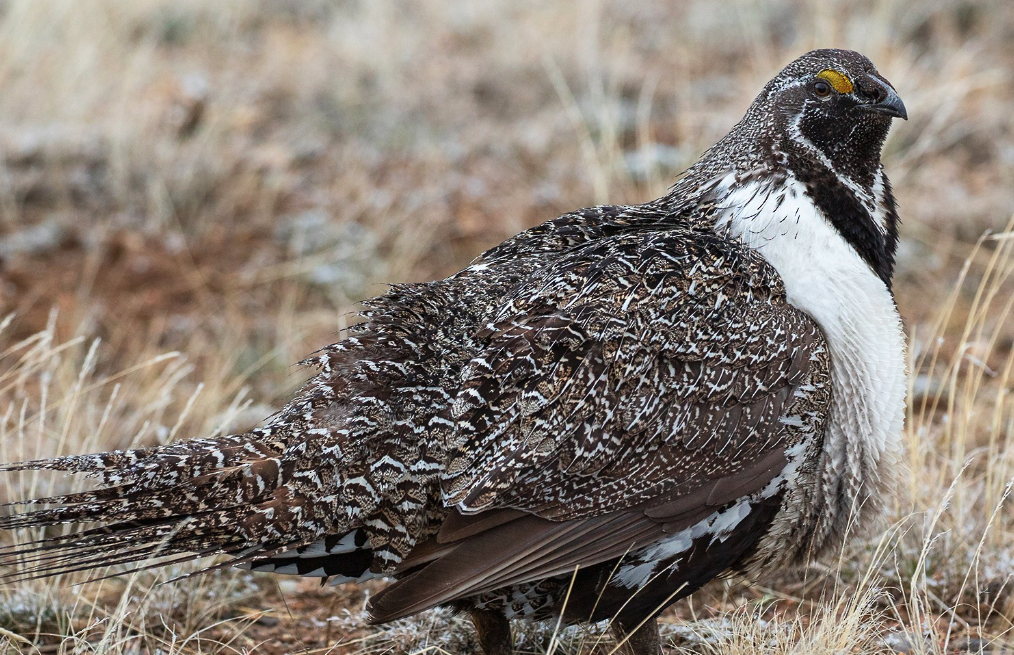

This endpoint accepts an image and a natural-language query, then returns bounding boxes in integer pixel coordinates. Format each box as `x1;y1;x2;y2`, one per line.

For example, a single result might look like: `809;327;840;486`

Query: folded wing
370;228;831;621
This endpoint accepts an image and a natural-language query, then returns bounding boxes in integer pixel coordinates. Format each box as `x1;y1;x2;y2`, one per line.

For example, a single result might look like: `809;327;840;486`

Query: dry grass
0;0;1013;652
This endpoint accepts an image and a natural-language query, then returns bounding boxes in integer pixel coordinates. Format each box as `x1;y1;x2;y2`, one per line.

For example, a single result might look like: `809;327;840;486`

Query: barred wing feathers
369;228;831;621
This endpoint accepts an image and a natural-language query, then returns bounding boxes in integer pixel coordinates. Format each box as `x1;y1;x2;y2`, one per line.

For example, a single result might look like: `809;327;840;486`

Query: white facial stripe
767;78;808;96
785;111;878;216
869;167;890;235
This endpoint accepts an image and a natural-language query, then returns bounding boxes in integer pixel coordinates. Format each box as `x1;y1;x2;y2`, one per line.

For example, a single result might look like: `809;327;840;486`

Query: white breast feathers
713;173;907;545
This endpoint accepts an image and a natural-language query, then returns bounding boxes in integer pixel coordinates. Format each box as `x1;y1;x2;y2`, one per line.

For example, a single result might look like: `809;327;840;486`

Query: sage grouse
1;49;908;655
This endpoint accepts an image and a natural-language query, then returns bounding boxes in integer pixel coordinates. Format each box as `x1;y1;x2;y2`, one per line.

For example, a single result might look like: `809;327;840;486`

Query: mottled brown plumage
1;49;909;655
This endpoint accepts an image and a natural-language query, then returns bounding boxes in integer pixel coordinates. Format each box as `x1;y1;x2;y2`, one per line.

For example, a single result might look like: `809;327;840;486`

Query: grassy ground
0;0;1013;652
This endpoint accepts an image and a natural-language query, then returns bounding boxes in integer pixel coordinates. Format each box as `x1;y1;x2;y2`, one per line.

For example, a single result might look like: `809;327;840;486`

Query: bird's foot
469;608;513;655
611;616;663;655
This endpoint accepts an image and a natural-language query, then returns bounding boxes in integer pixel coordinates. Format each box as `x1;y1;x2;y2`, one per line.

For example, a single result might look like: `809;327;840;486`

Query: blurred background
0;1;1013;653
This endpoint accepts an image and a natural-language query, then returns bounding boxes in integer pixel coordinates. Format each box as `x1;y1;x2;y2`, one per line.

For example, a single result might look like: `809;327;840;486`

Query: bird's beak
863;76;908;120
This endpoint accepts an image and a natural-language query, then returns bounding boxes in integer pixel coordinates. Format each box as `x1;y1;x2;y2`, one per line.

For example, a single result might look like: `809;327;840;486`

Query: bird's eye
814;80;832;98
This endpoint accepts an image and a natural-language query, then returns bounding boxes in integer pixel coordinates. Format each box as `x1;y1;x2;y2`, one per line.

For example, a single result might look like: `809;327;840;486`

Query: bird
0;48;908;655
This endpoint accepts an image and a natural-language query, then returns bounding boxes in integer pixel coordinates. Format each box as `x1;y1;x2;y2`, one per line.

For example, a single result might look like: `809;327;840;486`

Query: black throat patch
789;159;898;288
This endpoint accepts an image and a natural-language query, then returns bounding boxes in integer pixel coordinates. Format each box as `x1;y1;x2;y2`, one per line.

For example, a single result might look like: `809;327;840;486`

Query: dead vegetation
0;0;1013;653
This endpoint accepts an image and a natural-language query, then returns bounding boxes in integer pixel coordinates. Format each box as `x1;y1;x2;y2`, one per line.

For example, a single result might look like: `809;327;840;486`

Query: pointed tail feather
0;432;328;583
0;433;282;488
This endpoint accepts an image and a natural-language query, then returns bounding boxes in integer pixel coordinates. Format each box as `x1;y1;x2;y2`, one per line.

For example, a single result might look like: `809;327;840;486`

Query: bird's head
680;49;907;287
750;48;906;187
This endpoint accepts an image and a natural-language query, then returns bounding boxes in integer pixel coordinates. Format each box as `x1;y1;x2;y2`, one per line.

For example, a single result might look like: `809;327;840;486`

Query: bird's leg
611;617;663;655
468;608;513;655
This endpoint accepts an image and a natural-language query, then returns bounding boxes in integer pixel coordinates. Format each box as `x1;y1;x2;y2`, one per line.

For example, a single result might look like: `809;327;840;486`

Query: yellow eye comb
816;69;853;94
